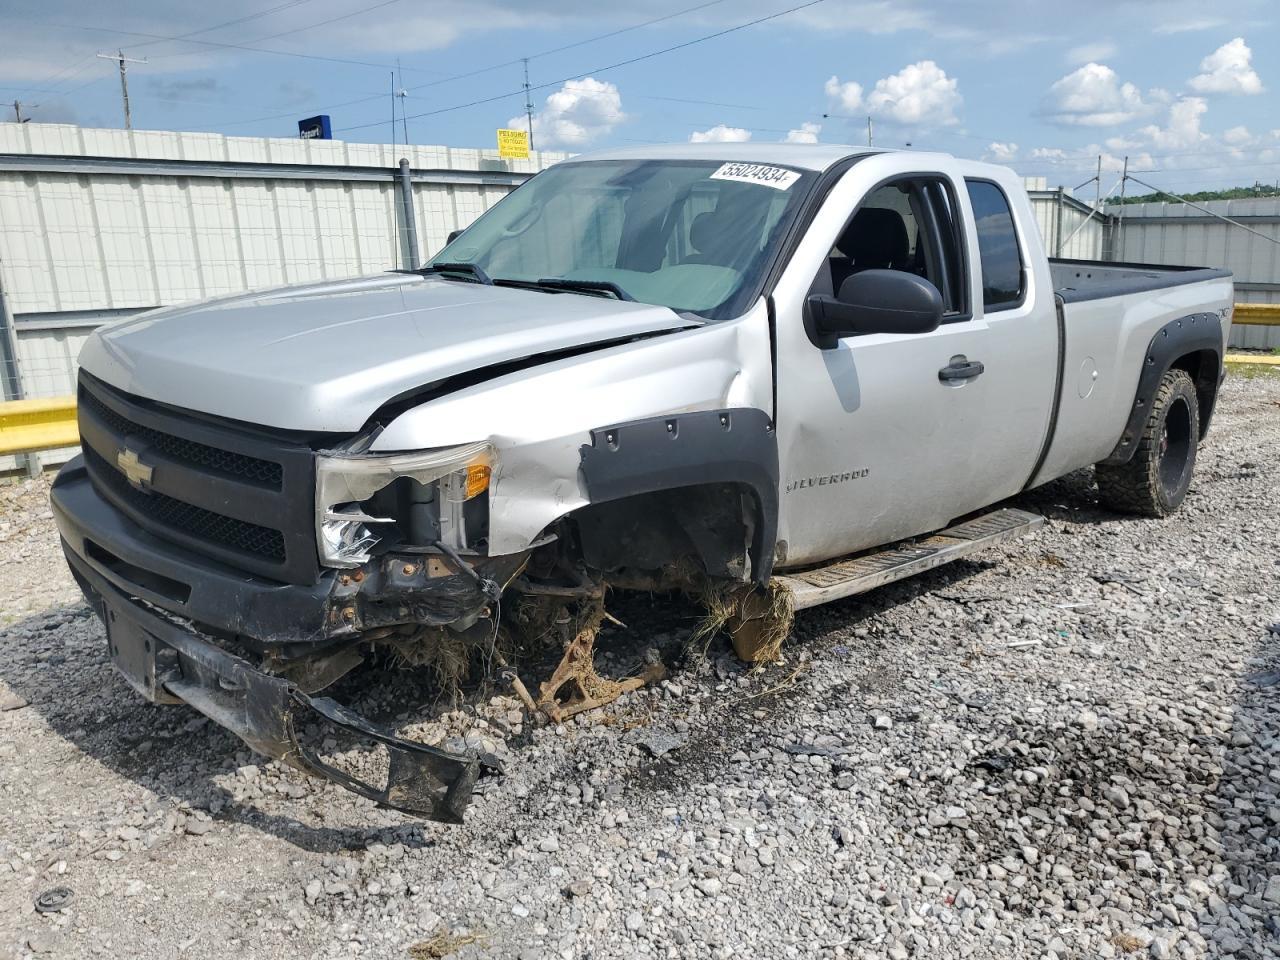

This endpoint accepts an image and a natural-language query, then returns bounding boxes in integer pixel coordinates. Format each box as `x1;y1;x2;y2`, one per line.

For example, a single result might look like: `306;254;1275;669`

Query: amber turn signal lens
464;464;491;499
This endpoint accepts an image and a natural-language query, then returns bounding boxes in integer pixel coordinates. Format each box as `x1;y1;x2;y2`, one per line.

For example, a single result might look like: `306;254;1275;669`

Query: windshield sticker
710;162;801;191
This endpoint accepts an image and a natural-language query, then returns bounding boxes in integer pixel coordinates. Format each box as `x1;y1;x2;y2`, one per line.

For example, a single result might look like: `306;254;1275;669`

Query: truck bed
1030;258;1233;489
1051;258;1232;302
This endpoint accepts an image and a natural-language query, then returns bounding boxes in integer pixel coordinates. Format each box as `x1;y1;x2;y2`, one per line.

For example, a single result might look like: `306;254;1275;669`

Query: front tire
1095;368;1199;518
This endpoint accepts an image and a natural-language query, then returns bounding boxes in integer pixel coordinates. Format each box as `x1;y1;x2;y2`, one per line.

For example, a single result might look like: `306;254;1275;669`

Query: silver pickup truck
51;144;1233;821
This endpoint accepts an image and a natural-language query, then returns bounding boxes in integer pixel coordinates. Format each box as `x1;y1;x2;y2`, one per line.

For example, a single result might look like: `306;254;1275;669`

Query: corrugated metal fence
0;124;567;469
1106;196;1280;349
0;124;566;391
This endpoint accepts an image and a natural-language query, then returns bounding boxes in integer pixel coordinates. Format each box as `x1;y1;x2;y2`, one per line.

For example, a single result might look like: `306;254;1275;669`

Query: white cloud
1222;125;1253;145
508;77;624;150
1188;37;1263;95
1153;17;1228;34
783;122;821;144
1066;41;1116;65
1135;97;1209;150
689;124;751;143
1042;63;1149;126
985;141;1019;162
866;60;961;126
824;76;864;114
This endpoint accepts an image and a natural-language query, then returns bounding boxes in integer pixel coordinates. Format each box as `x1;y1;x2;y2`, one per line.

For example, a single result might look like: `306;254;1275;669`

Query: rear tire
1095;368;1199;518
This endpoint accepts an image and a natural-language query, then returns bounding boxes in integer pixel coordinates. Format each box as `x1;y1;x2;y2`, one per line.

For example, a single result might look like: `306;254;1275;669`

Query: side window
965;180;1024;311
817;177;966;318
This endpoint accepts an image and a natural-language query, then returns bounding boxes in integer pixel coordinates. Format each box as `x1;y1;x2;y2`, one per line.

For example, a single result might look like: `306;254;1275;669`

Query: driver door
771;162;1056;568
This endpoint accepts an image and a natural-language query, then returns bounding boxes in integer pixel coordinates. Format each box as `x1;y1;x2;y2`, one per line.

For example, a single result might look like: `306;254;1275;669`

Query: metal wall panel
0;124;568;470
1107;197;1280;348
1025;186;1106;261
0;123;567;319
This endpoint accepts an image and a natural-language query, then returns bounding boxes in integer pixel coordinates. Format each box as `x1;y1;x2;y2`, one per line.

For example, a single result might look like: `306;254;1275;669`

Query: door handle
939;356;984;382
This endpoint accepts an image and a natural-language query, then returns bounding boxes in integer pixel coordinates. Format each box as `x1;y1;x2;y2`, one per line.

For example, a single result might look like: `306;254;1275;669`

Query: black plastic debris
35;887;74;914
627;728;688;758
970;753;1015;774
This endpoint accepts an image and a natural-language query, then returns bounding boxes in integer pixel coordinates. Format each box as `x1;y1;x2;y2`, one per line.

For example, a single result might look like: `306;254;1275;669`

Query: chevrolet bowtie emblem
116;447;154;490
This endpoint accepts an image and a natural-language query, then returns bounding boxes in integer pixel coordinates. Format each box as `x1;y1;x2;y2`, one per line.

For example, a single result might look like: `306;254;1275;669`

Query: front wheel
1095;368;1200;518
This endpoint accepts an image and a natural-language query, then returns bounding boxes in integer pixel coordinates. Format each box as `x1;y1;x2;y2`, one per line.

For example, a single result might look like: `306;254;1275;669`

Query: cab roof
568;142;881;172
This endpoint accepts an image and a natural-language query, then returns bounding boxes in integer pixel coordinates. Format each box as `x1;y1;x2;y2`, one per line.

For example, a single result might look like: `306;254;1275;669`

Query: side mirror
446;228;463;245
807;269;944;347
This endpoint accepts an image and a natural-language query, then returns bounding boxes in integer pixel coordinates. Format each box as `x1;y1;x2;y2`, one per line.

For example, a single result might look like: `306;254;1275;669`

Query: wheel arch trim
577;408;779;584
1100;312;1222;466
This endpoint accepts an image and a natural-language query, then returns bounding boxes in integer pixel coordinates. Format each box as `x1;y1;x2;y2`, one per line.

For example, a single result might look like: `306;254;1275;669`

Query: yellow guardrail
1234;303;1280;326
0;396;78;456
1225;353;1280;366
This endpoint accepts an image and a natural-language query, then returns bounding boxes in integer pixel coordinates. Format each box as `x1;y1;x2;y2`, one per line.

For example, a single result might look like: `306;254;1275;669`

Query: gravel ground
1;376;1278;960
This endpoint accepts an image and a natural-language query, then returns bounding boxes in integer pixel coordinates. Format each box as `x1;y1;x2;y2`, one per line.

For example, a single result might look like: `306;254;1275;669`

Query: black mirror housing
807;269;944;347
446;229;463;245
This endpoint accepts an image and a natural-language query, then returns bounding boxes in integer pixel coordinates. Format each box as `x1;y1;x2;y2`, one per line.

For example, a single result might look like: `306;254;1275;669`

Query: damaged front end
61;535;518;821
51;395;529;822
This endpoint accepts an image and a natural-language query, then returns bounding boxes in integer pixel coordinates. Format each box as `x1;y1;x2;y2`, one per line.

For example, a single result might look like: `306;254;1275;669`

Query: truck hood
78;274;698;433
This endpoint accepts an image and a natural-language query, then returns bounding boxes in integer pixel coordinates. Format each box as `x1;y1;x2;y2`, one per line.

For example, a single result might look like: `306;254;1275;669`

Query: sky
2;0;1278;193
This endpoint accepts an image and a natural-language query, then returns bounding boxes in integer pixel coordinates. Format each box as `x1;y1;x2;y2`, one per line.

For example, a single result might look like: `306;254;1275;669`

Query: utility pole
1094;155;1102;259
866;115;873;147
396;59;408;147
522;58;535;152
97;50;146;130
1116;155;1128;260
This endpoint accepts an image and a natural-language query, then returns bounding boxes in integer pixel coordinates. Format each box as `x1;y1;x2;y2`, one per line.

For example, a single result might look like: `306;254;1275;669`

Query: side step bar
775;508;1045;610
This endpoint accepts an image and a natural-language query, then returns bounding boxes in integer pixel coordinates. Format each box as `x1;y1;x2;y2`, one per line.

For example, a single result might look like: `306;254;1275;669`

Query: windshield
428;159;817;321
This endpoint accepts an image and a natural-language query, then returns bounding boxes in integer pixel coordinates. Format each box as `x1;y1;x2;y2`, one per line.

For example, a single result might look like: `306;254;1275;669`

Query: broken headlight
315;442;493;568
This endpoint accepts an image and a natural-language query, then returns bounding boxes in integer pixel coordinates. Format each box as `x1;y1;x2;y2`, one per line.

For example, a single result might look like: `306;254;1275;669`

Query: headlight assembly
315;442;493;567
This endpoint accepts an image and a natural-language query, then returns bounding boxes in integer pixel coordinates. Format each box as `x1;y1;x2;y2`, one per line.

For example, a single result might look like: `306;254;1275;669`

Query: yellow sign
497;128;530;159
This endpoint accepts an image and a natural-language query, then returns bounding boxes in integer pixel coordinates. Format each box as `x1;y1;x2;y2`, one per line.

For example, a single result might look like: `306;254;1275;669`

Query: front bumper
52;456;511;821
64;531;500;821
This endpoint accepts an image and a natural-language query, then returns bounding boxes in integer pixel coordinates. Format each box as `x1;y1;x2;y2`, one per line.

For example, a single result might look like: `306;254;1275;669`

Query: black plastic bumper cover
69;544;500;823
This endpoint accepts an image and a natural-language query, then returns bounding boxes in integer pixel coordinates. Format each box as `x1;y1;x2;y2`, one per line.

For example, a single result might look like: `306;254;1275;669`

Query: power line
215;0;408;49
396;0;736;95
638;93;766;111
213;0;739;131
338;0;831;132
130;0;321;51
12;0;323;101
8;17;426;73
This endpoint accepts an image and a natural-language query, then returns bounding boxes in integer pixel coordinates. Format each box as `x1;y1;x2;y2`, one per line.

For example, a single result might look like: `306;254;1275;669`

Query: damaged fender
368;300;777;560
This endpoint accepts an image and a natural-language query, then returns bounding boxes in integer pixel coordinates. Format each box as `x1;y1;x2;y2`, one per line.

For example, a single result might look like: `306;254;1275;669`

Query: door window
817;177;967;320
964;180;1024;311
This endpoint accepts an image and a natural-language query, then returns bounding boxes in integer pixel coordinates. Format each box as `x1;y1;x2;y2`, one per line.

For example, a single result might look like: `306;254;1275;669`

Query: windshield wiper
533;278;634;301
425;261;493;285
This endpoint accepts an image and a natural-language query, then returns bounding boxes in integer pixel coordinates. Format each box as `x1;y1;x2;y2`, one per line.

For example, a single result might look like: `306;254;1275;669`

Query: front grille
79;387;283;488
84;446;286;561
76;373;320;585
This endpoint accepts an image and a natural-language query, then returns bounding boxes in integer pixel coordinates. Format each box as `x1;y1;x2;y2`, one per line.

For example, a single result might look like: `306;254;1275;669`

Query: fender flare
1101;312;1223;466
578;408;779;584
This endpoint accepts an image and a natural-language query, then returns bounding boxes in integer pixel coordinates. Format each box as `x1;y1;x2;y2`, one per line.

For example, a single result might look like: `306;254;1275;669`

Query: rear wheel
1096;368;1199;517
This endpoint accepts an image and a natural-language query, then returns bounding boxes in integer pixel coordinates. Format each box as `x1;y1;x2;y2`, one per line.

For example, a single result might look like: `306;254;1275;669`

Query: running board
775;508;1045;611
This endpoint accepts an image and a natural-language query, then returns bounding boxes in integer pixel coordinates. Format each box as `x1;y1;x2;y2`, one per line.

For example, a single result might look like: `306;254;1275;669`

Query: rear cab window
964;180;1025;311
